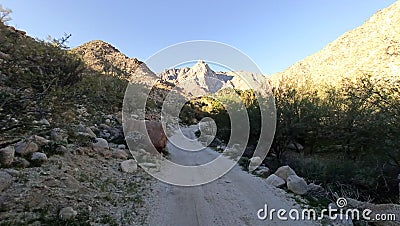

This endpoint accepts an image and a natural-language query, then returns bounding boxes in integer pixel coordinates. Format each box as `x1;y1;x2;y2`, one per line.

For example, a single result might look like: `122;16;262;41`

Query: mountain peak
72;40;143;78
74;40;121;56
190;60;215;77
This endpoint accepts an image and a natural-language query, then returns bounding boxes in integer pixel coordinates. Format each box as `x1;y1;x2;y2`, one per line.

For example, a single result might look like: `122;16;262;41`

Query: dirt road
145;126;319;226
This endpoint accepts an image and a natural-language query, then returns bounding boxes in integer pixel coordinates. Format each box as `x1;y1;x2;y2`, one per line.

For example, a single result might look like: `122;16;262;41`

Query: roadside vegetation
183;73;400;203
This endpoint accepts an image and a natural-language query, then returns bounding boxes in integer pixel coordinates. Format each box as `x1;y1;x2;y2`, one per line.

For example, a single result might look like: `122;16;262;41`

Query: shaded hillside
272;0;400;86
267;1;400;205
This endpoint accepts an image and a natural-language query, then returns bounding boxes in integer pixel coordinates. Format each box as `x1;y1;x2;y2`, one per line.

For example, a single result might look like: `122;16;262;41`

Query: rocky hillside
71;40;143;78
272;0;400;86
0;22;155;225
72;40;161;87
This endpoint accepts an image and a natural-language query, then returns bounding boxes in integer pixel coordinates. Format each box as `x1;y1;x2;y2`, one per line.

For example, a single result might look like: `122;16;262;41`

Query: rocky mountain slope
0;22;154;225
72;40;160;87
159;60;268;94
73;41;269;96
71;40;143;78
272;0;400;86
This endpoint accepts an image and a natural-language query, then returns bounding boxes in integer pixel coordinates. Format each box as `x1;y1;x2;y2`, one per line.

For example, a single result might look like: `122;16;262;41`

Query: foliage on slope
0;22;128;145
272;72;400;203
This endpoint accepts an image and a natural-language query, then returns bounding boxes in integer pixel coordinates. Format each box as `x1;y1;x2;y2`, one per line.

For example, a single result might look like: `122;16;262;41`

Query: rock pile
265;165;324;196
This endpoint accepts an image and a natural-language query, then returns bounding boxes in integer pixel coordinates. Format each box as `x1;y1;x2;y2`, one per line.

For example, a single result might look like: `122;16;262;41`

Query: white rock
275;165;297;181
249;157;262;171
38;118;50;126
92;138;109;152
265;174;285;188
120;159;137;173
59;207;77;220
287;175;308;195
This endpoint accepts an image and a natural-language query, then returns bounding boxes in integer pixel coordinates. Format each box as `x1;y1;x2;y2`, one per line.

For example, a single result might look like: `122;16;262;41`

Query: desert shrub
273;73;400;202
0;22;84;139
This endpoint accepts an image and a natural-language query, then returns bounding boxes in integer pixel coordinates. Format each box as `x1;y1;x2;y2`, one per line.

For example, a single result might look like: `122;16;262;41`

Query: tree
0;5;12;23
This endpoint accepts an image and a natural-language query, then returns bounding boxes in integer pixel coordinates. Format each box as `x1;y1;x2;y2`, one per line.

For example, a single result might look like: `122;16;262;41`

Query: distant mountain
159;60;267;95
272;1;400;86
73;42;269;95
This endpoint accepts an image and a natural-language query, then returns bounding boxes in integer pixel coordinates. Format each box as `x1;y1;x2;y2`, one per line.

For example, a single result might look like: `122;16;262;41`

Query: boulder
249;157;262;171
0;146;14;166
31;135;50;146
275;165;297;181
92;138;112;158
253;166;270;177
120;159;137;173
51;128;68;142
0;171;13;192
14;141;39;156
145;121;167;153
125;120;167;153
287;175;308;195
59;207;77;220
92;138;109;152
30;152;48;166
265;174;285;188
117;144;126;149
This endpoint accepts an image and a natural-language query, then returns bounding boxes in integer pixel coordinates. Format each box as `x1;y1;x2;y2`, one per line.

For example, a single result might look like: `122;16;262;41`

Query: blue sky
2;0;397;75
